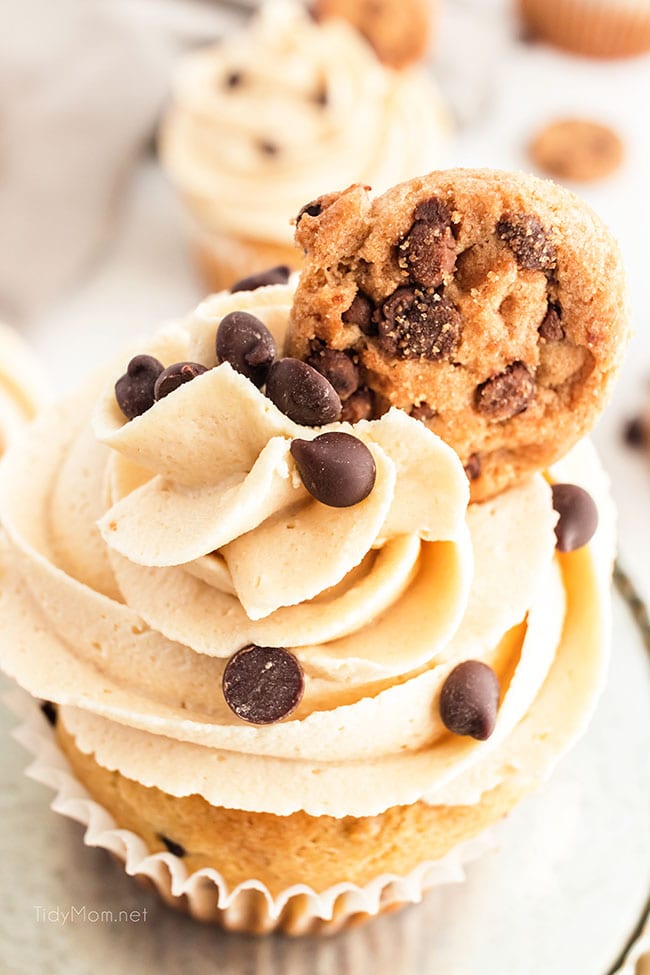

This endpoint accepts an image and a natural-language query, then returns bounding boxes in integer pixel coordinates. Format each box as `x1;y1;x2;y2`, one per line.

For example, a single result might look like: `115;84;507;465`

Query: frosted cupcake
158;1;449;292
519;0;650;58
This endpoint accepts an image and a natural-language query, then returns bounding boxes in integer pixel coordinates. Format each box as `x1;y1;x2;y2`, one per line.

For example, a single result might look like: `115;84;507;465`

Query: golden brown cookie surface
311;0;434;69
529;118;624;182
288;170;629;499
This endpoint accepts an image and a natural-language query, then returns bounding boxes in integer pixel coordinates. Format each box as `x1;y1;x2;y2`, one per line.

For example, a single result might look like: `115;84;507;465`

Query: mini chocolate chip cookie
288;170;630;499
311;0;434;69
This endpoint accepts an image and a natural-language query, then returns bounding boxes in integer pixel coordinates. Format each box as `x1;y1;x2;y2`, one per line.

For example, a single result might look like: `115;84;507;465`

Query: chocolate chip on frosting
230;265;291;293
497;213;556;272
397;196;457;289
377;287;462;360
342;291;376;336
223;645;304;725
475;361;535;421
115;355;165;420
154;362;208;401
551;483;598;551
216;311;276;387
266;358;342;425
158;834;186;857
307;344;360;400
291;432;376;507
439;660;500;740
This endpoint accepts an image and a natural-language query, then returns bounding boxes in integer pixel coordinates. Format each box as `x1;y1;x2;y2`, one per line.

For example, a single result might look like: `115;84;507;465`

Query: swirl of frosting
0;283;614;817
159;1;450;245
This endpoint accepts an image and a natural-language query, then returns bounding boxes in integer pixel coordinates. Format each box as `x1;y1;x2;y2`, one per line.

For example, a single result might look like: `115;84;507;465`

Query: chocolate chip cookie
529;118;624;183
287;170;629;499
311;0;434;69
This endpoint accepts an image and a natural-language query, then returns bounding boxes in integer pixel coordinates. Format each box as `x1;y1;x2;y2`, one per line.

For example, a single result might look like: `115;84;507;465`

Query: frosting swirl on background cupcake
159;1;450;245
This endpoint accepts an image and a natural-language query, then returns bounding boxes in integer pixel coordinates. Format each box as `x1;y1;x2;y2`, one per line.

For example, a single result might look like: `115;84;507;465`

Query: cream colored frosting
0;322;43;455
0;284;614;818
159;1;450;246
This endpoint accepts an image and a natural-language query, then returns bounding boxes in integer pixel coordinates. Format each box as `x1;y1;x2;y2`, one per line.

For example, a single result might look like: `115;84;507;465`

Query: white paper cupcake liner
6;687;497;935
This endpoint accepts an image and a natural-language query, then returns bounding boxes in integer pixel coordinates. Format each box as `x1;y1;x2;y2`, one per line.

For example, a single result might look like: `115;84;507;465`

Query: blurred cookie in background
529;118;624;182
311;0;436;68
518;0;650;58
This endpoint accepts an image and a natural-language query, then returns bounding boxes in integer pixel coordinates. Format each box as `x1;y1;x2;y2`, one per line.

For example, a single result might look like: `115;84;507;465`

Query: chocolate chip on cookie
475;362;535;421
464;453;482;481
154;361;208;400
158;834;186;857
266;358;342;425
539;303;565;342
377;287;462;360
439;660;501;740
216;311;276;387
40;700;58;727
397;197;457;289
115;354;164;420
291;432;376;506
307;344;360;400
230;265;291;293
223;645;304;725
341;386;375;423
342;291;377;335
497;213;556;272
410;401;435;422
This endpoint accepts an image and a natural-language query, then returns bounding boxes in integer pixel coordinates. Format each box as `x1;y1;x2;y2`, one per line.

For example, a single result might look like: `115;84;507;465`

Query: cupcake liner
519;0;650;58
6;687;497;936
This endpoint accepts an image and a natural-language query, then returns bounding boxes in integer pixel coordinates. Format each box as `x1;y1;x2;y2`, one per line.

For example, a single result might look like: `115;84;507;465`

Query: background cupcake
158;0;449;292
519;0;650;58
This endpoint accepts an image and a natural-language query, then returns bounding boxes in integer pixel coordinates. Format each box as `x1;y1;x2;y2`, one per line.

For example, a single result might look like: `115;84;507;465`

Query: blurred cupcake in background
0;323;44;456
519;0;650;58
159;0;449;292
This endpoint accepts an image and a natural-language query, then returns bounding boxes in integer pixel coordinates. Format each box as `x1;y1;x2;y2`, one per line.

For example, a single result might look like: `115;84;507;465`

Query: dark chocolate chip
539;304;565;342
290;432;376;507
40;700;57;727
258;140;279;157
377;287;462;360
313;84;328;107
296;200;324;224
410;402;435;422
439;660;500;740
224;70;243;89
222;645;304;725
341;386;375;423
475;361;535;421
307;345;360;401
342;291;376;336
216;311;276;387
154;361;208;401
266;358;341;425
398;196;457;289
115;354;164;420
158;834;186;857
623;417;647;448
551;483;598;552
464;453;482;480
497;213;556;272
231;265;291;293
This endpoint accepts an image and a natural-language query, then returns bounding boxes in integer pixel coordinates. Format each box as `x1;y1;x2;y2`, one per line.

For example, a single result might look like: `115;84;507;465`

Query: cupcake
158;0;449;293
0;169;628;936
0;321;44;455
518;0;650;58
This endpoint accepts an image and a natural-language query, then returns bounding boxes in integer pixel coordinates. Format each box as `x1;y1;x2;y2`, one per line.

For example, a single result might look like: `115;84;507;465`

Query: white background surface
1;0;650;971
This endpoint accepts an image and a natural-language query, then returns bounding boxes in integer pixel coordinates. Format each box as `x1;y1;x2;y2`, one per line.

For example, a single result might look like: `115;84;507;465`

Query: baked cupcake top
0;279;615;818
159;1;449;246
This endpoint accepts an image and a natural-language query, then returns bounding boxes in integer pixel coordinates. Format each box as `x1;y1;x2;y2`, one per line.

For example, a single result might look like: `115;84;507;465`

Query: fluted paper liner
6;687;497;935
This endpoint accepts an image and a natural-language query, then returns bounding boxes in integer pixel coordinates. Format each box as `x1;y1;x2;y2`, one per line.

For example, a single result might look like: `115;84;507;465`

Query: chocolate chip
410;402;435;422
497;213;556;272
291;432;376;507
222;645;304;725
154;361;208;401
439;660;500;740
342;291;376;336
216;311;276;387
307;345;359;400
231;265;291;293
115;355;164;420
158;834;186;857
313;84;328;107
258;139;280;157
464;453;482;480
539;304;565;342
266;358;341;425
623;417;647;448
398;196;457;289
40;700;57;727
377;287;462;360
551;483;598;551
341;387;375;423
475;361;535;421
224;70;243;89
296;200;324;224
